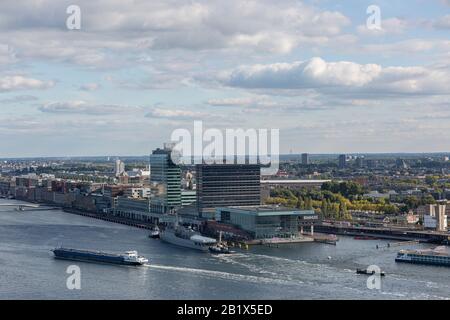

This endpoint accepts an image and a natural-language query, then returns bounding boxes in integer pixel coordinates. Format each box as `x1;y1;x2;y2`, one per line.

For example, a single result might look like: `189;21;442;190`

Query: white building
422;204;448;232
124;187;151;199
114;159;125;177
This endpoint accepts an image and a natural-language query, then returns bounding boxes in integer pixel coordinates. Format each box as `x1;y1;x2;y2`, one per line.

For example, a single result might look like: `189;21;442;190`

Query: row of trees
266;181;401;220
320;181;365;199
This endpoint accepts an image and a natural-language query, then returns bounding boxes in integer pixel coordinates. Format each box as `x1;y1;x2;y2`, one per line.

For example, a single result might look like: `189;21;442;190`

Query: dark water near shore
0;199;449;299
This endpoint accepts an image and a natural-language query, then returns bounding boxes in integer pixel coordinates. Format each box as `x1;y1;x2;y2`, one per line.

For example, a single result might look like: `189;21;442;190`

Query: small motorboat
148;226;160;239
209;244;232;254
209;231;232;254
356;268;385;276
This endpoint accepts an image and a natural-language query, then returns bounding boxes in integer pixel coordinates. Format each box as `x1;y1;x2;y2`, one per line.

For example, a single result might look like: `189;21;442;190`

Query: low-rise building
124;187;151;199
215;206;317;239
114;196;160;223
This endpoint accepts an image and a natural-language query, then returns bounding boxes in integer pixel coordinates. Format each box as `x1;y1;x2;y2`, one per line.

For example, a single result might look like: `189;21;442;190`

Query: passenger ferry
395;246;450;267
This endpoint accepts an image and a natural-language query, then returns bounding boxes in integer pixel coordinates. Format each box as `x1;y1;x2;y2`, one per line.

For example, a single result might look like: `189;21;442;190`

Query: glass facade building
216;206;316;239
149;146;181;213
196;164;261;217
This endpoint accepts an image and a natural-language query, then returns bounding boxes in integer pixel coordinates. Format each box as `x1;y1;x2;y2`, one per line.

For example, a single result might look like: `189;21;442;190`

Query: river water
0;199;448;299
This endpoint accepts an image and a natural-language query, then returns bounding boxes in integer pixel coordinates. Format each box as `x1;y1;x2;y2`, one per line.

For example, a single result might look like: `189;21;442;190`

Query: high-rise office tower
301;153;309;165
196;164;261;218
149;144;181;213
338;154;346;169
114;159;125;177
356;156;364;168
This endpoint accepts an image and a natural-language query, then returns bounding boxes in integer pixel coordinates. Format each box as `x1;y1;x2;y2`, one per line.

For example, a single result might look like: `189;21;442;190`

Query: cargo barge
52;247;148;266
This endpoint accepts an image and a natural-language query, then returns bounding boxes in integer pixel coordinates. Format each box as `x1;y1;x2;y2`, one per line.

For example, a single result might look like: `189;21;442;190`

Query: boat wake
144;263;301;286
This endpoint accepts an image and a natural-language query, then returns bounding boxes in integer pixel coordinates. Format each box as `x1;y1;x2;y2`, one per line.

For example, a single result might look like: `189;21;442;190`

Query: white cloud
220;57;450;96
0;0;352;70
433;14;450;29
146;108;209;120
221;57;380;88
206;95;294;109
357;18;408;36
0;75;54;92
39;101;142;115
0;44;17;65
207;97;263;107
79;83;100;91
0;95;38;103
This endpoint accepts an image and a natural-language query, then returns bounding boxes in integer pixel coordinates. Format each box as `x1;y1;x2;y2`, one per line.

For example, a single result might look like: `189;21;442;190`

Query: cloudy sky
0;0;449;157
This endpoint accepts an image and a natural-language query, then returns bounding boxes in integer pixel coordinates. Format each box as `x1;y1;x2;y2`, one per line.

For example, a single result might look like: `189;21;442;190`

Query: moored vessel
52;247;148;266
160;225;217;252
395;246;450;267
354;235;378;240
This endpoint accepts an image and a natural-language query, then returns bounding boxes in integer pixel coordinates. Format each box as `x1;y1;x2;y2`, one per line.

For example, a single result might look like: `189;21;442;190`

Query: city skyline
1;0;450;157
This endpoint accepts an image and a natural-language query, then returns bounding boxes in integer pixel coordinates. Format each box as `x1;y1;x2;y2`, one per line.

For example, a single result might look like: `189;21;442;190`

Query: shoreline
62;208;154;230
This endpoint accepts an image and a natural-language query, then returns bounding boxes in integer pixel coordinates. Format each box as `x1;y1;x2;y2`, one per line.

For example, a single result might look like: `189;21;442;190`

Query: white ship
160;225;217;252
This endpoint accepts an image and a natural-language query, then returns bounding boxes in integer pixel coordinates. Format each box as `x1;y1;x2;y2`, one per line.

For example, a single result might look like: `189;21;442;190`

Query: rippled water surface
0;199;449;299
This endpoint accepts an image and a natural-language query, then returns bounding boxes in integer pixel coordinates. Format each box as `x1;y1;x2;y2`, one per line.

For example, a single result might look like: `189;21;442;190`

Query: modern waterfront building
215;206;316;239
196;164;261;218
149;144;181;213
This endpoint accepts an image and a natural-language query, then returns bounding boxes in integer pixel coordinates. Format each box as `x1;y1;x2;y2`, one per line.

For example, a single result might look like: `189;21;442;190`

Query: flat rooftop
216;205;316;216
260;180;331;184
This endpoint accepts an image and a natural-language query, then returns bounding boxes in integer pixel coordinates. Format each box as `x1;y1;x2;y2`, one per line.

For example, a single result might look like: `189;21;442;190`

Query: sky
0;0;449;157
